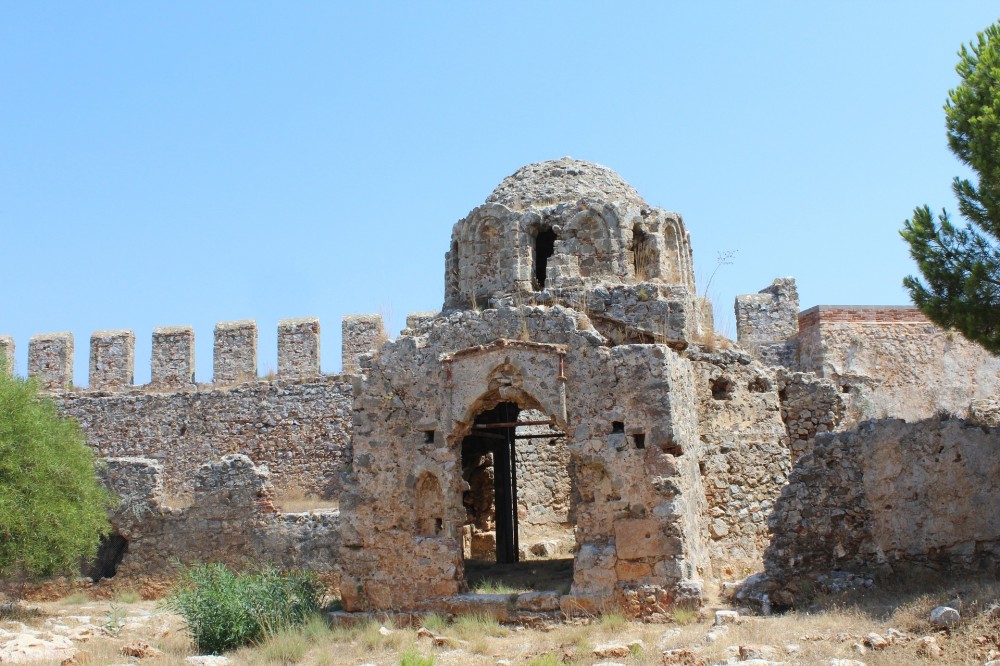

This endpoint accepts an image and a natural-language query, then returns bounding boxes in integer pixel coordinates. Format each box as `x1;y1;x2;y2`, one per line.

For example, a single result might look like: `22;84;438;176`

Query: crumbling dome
444;158;696;310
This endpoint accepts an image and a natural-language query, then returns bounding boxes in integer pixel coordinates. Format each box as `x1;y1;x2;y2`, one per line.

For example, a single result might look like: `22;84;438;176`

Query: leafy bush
0;371;111;578
165;563;326;654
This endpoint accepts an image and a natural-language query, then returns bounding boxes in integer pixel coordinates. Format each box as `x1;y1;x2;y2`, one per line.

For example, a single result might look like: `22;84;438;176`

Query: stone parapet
28;332;74;390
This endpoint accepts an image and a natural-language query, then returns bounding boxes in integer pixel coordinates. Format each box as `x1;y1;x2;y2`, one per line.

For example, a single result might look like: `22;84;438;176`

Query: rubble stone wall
764;418;1000;604
57;377;354;498
796;306;1000;422
775;369;845;461
689;350;790;567
103;456;339;577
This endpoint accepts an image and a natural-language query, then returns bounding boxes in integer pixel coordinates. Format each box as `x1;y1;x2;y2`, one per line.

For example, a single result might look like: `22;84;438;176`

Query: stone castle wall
58;377;354;498
102;455;339;578
4;317;387;497
764;418;1000;604
736;279;1000;423
795;306;1000;422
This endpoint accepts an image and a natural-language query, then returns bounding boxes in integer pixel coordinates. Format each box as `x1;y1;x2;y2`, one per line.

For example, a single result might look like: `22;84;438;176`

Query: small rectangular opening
633;433;646;449
423;430;435;444
611;421;625;434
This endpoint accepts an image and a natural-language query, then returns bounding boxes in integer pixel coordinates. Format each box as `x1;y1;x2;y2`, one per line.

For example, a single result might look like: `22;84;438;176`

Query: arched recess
630;223;660;281
414;471;445;536
443;344;575;590
662;218;684;285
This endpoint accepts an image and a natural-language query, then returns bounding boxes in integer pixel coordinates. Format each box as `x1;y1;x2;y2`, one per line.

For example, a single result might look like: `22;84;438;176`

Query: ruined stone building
2;158;999;616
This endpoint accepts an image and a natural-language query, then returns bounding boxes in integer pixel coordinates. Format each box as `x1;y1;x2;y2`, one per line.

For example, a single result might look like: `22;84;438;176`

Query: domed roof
485;158;648;211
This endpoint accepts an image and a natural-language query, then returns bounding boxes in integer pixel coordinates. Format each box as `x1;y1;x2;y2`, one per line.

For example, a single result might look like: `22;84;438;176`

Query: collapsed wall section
734;277;799;367
101;455;339;578
764;418;1000;605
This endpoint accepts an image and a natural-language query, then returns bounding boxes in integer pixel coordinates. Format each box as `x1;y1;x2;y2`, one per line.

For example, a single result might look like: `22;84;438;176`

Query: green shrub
165;563;326;654
0;370;112;578
397;647;435;666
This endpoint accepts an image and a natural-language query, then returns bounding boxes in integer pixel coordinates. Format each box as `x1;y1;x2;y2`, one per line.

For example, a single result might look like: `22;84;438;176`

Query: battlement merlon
90;330;136;391
0;336;13;377
214;320;258;385
28;332;74;390
342;314;385;375
277;318;320;379
152;326;195;389
735;277;800;347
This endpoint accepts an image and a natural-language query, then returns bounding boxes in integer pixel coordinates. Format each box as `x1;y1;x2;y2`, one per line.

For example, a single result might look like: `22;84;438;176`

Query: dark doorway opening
534;229;557;290
462;402;521;563
81;531;129;581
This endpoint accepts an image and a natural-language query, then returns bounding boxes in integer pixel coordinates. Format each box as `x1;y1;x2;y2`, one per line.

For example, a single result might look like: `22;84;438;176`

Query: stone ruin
4;158;1000;617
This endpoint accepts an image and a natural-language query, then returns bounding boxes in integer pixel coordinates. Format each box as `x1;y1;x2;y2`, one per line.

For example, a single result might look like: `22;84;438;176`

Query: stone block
151;326;195;388
214;320;257;384
278;318;320;379
89;329;135;390
614;518;668;560
28;332;73;390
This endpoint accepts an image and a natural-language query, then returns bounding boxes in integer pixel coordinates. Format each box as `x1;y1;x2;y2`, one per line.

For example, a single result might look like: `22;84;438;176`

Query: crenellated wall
4;314;396;497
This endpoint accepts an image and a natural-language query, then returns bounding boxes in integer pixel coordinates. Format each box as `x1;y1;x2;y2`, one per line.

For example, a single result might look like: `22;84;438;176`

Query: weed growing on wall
165;563;325;654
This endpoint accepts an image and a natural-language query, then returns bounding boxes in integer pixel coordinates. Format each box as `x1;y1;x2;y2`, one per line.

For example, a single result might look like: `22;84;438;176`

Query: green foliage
397;648;435;666
902;22;1000;353
0;370;111;578
165;563;326;654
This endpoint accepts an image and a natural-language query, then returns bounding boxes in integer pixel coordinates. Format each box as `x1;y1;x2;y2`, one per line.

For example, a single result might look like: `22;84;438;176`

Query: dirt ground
0;572;999;665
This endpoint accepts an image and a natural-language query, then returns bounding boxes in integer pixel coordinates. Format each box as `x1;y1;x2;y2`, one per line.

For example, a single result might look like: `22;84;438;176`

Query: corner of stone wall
735;277;800;367
775;368;846;461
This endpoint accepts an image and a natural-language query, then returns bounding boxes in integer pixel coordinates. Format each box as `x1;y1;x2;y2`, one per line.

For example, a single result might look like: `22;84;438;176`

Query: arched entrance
460;399;574;592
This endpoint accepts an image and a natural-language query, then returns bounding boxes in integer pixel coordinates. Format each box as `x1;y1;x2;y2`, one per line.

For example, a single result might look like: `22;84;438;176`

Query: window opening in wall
423;430;436;444
633;433;646;449
711;376;734;400
461;401;573;593
611;421;625;434
534;228;557;290
632;224;653;280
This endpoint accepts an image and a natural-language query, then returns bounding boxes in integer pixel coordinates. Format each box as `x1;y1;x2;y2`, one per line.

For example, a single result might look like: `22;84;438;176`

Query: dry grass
5;571;999;665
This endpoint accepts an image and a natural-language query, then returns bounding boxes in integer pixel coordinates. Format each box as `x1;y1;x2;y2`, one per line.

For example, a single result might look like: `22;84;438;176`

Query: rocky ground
1;573;999;665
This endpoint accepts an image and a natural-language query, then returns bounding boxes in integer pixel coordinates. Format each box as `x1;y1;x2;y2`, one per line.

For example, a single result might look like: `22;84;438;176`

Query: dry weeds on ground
1;572;999;665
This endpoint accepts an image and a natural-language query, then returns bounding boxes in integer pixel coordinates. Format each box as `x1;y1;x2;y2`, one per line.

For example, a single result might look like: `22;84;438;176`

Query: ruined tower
340;159;717;615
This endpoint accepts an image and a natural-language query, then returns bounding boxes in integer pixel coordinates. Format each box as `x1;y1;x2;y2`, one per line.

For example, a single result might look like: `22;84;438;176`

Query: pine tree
901;22;1000;354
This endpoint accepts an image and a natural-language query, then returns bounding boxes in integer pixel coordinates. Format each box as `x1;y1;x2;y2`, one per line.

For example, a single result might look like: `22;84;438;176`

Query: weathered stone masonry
19;320;369;499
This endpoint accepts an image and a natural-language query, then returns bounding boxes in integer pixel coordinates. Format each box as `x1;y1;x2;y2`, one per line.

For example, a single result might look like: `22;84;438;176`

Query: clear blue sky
2;3;997;384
